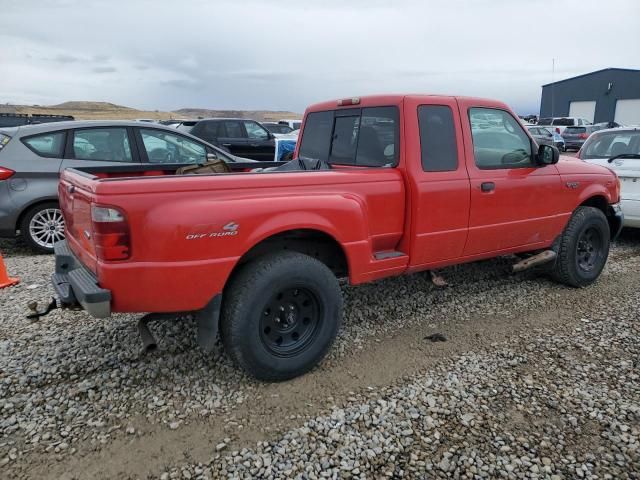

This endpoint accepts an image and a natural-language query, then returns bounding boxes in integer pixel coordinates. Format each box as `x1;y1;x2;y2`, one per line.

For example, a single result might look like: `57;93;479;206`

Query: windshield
564;127;586;134
581;131;640;160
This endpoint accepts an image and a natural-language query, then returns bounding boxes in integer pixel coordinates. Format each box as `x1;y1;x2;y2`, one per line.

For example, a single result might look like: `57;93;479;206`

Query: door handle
480;182;495;192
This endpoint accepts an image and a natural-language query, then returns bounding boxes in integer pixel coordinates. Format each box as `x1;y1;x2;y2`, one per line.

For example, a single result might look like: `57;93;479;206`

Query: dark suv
178;118;276;161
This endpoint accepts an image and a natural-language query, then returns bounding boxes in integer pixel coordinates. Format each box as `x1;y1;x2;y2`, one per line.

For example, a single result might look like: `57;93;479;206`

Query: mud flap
195;295;221;352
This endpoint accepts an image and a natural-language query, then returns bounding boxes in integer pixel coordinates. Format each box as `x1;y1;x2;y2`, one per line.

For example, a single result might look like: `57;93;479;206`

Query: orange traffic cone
0;252;19;289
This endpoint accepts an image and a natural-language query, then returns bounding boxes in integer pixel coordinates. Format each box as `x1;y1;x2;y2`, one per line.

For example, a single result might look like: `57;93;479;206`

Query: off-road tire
551;206;610;287
221;252;342;381
20;202;64;254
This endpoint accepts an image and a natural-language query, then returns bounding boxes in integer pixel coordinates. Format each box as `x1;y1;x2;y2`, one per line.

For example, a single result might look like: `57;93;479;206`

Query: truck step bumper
52;240;112;318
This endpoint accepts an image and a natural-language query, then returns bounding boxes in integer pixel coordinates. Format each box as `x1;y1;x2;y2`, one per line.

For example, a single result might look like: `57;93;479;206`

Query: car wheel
20;202;65;253
551;206;610;287
221;251;342;381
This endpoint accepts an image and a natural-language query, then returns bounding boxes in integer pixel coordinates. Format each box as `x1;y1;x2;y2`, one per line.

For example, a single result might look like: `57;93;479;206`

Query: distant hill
173;108;301;122
0;101;301;122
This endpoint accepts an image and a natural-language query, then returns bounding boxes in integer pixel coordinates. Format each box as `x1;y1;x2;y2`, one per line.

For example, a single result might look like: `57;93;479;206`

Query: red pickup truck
52;95;622;381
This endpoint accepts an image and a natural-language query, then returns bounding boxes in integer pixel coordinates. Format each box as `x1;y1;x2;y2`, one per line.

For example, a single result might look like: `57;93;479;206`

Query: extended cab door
404;96;471;268
458;100;562;255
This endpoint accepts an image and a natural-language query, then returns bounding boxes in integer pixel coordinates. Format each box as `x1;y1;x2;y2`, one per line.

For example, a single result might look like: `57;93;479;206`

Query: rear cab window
22;131;67;157
298;106;399;167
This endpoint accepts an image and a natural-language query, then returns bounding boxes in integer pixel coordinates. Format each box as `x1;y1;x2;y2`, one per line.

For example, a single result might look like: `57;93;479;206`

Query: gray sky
1;0;639;115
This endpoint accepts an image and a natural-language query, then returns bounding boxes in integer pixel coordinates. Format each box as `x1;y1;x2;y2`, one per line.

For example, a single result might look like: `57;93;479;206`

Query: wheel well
15;199;59;233
234;229;348;279
579;195;619;238
580;195;608;213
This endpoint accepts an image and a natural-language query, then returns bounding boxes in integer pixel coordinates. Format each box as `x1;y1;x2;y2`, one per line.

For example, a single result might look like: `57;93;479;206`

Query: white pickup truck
537;117;592;134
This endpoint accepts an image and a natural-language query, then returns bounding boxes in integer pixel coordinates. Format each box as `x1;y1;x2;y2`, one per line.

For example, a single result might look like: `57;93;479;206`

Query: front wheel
20;202;65;253
551;206;610;287
221;252;342;381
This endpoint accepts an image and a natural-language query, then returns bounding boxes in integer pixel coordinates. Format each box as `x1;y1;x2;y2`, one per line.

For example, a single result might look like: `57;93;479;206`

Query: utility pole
551;58;555;117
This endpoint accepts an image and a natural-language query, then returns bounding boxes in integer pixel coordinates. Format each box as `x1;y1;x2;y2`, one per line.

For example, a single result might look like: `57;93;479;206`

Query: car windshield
564;127;586;134
581;131;640;159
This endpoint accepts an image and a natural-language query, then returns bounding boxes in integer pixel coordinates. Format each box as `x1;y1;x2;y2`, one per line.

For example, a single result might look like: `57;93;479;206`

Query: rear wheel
551;206;610;287
221;252;342;381
20;202;65;253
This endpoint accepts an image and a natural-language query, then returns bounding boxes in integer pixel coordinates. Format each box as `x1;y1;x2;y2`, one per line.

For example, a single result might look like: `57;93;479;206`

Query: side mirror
536;144;559;166
206;152;218;161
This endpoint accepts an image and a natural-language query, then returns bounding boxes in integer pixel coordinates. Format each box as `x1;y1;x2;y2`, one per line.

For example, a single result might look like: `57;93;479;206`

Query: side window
418;105;458;172
140;129;206;164
202;121;223;141
223;121;244;139
298;111;333;161
244;121;269;140
22;131;66;157
73;128;132;162
469;108;532;169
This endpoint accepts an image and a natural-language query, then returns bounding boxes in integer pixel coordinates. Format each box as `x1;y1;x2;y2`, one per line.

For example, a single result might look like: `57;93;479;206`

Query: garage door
569;101;596;123
614;99;640;126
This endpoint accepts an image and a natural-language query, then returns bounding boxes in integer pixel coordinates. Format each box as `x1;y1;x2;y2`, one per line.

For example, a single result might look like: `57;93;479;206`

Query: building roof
542;68;640;87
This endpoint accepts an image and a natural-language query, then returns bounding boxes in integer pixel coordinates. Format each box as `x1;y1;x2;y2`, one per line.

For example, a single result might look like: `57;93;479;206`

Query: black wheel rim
259;287;321;357
576;226;603;272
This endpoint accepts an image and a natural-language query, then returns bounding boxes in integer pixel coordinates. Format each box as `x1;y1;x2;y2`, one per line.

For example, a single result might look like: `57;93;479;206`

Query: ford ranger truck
52;95;623;381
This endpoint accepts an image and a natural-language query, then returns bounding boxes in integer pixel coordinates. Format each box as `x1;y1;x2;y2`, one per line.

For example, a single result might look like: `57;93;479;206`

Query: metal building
540;68;640;125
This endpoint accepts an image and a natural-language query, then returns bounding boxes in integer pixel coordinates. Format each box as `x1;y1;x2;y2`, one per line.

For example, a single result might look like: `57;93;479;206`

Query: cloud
0;0;638;114
92;66;117;74
52;53;81;64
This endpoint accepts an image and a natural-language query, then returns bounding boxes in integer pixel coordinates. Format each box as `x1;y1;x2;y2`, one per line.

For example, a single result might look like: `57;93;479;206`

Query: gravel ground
1;231;639;479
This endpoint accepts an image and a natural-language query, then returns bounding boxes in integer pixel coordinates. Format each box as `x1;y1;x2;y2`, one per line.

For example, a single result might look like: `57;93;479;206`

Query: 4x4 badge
223;222;239;232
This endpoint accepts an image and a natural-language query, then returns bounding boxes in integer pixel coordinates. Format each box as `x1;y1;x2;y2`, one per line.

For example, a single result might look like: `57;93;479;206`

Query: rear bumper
564;141;586;149
52;240;111;318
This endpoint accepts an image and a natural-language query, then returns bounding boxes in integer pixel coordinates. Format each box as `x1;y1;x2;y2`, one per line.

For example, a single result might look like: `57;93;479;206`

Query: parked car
278;119;302;130
177;118;276;161
538;117;592;134
561;125;602;151
0;120;249;252
262;122;294;136
579;127;640;227
526;125;555;147
51;94;621;381
527;125;565;150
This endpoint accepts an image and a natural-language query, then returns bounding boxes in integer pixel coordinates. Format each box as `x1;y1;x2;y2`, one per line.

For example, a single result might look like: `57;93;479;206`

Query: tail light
91;205;130;261
579;133;589;139
0;167;15;180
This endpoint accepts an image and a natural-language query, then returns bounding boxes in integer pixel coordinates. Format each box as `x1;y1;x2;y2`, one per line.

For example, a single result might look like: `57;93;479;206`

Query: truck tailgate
59;170;99;273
